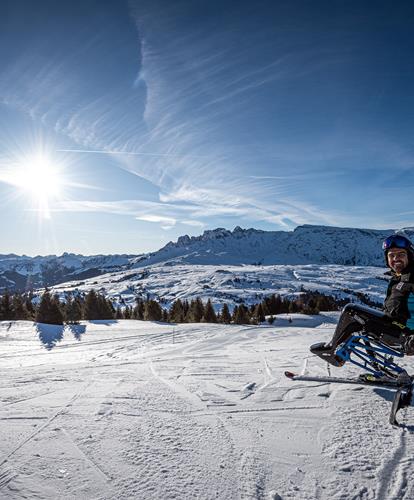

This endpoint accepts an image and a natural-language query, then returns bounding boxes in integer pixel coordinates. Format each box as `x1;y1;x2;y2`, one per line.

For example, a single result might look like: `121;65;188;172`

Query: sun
3;151;66;218
12;153;63;198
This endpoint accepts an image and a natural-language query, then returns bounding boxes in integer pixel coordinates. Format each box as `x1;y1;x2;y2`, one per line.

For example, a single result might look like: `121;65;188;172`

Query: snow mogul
311;234;414;368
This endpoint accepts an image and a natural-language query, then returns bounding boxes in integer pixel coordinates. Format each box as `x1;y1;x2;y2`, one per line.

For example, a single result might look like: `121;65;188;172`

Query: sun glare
15;153;62;196
5;151;66;218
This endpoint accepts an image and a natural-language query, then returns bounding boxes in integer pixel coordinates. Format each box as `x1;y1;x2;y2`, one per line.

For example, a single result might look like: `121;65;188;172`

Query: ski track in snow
1;317;414;498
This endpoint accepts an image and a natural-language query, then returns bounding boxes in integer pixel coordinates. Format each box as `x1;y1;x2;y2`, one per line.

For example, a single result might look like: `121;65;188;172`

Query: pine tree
96;294;114;319
260;300;269;316
25;291;35;320
303;297;319;315
169;299;185;323
233;304;250;325
220;303;232;324
65;296;82;324
249;303;255;315
51;294;64;324
182;299;189;320
187;298;204;323
12;294;28;320
281;298;290;314
115;307;123;319
0;290;13;320
36;290;64;325
84;290;100;320
252;303;265;324
35;290;51;324
232;305;239;323
288;300;298;314
124;306;131;319
265;294;282;315
133;299;145;320
315;294;326;312
202;299;217;323
144;300;163;321
316;294;334;312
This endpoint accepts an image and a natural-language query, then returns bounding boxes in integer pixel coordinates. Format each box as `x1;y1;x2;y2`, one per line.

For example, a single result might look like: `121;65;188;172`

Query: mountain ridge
136;224;405;268
1;224;412;291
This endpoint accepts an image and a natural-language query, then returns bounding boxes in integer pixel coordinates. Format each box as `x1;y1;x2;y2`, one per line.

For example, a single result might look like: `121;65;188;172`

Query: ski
284;371;400;388
285;371;413;426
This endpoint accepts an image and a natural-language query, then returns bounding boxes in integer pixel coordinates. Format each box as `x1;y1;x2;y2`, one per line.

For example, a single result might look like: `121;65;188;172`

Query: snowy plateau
1;317;414;499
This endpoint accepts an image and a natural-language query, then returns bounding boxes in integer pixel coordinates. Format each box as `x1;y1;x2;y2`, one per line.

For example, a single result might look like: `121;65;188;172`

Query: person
311;234;414;367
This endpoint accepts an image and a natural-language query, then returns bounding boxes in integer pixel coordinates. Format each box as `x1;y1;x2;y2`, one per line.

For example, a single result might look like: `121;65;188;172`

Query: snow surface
1;317;414;499
51;263;388;310
140;225;397;267
0;253;136;276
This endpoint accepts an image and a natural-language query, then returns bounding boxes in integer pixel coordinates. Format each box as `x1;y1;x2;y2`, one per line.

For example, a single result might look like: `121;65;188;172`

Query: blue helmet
382;234;414;266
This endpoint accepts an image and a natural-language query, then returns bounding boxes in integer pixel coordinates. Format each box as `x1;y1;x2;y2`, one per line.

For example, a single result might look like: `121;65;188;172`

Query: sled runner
286;333;413;426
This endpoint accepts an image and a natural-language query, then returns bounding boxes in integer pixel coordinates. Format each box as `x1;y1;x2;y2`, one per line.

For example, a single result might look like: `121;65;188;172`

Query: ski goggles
382;234;412;251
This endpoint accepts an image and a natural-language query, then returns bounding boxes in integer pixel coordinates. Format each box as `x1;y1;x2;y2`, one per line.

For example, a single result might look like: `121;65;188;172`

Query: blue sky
1;0;414;256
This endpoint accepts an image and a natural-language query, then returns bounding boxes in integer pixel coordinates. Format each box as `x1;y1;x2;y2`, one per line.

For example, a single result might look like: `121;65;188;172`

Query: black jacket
383;263;414;328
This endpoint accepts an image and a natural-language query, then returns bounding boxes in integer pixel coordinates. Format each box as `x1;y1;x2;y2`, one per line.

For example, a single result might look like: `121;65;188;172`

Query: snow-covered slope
51;263;387;310
0;252;139;291
1;318;413;499
135;225;413;268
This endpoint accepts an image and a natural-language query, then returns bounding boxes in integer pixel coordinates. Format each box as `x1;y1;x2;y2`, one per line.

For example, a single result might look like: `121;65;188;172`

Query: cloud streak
0;6;368;231
3;0;414;240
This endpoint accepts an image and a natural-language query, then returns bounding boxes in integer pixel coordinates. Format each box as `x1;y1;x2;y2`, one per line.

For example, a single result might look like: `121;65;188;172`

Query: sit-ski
286;334;413;426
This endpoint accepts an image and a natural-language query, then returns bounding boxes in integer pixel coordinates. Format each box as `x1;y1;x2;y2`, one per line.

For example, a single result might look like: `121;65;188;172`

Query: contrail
57;148;208;159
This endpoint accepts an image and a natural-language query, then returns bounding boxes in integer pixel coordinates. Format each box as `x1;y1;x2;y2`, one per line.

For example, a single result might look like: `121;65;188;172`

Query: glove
404;333;414;356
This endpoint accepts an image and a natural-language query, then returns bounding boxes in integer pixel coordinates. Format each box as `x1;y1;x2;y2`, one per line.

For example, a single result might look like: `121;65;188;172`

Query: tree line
0;288;351;325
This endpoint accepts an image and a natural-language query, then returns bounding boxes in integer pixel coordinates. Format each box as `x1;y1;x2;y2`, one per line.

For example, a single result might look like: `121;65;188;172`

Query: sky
1;0;414;256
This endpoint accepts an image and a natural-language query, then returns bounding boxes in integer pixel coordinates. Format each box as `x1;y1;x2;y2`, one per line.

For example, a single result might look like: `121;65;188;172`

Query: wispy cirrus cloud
4;0;414;240
135;214;176;230
0;5;359;233
0;34;351;234
51;168;338;231
53;199;203;230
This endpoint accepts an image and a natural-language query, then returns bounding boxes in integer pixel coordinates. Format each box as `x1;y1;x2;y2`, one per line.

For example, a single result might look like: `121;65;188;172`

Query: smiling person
311;234;414;366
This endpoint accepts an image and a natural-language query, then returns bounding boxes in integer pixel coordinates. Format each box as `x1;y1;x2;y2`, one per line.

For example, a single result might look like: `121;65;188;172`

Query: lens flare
14;153;62;196
1;151;66;218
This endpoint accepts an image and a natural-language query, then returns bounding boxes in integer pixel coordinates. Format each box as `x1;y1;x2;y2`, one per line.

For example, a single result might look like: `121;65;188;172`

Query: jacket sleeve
383;280;412;324
382;281;394;316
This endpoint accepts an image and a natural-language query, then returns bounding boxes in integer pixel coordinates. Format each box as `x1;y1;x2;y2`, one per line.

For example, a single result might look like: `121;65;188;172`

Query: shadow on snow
65;323;87;341
35;323;64;350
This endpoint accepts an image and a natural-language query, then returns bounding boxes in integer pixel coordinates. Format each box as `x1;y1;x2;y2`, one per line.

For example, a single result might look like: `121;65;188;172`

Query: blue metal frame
336;335;405;378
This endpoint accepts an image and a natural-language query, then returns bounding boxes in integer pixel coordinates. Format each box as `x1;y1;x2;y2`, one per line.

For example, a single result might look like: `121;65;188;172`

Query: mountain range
1;224;412;292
